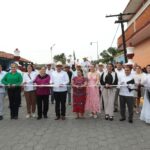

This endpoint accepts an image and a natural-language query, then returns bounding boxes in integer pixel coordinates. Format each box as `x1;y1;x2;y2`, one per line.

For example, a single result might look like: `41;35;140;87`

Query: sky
0;0;129;64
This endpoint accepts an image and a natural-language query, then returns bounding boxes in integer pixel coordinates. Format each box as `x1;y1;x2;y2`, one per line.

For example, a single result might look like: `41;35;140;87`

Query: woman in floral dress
72;69;87;119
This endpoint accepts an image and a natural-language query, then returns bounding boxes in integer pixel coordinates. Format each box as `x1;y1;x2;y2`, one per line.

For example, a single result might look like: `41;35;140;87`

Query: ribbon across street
0;84;149;89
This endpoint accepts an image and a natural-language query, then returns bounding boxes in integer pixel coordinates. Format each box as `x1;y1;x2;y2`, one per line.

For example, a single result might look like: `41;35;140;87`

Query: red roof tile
0;51;32;63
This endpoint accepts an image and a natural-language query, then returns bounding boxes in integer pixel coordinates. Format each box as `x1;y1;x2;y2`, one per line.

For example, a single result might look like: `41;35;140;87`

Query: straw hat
56;61;63;66
98;62;103;66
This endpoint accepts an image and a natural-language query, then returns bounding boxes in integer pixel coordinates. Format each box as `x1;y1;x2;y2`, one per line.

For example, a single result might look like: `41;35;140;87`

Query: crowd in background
0;60;150;124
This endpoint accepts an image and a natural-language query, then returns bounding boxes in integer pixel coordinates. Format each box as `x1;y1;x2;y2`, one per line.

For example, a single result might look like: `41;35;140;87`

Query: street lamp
90;41;99;60
50;44;55;63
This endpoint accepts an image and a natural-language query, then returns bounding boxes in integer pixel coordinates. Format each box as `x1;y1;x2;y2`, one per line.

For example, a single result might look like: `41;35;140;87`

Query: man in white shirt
97;63;104;77
81;58;90;77
131;63;138;76
66;59;73;68
0;65;6;120
46;63;54;76
119;65;135;123
46;63;54;104
81;58;90;69
114;62;125;112
51;61;69;120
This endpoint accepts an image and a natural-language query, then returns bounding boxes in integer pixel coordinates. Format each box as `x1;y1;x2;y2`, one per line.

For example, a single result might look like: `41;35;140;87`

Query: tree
53;53;66;64
99;47;121;63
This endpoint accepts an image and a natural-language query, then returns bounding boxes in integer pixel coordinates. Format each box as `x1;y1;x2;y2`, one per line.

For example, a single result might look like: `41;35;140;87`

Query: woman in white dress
134;66;146;114
140;65;150;124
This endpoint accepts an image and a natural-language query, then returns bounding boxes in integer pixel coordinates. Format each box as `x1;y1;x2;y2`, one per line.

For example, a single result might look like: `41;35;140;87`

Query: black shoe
37;116;42;120
44;115;48;119
128;119;133;123
105;115;109;120
61;116;66;120
55;116;60;120
120;118;126;121
14;116;18;120
0;116;3;120
109;116;114;121
114;108;118;112
11;116;14;119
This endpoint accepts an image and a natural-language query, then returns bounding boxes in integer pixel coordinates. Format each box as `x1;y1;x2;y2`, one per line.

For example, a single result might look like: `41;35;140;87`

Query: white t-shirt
23;71;37;92
131;69;136;76
33;69;39;76
46;68;54;77
115;68;125;82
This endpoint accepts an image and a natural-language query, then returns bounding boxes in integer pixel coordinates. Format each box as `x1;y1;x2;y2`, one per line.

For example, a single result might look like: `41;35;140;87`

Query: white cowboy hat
98;62;103;66
56;61;63;66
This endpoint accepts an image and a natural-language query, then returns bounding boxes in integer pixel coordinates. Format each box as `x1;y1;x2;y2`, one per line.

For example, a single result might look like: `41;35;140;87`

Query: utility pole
106;13;135;63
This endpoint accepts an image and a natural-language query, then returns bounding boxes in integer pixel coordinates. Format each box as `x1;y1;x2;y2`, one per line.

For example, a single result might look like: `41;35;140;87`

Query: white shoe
89;113;93;117
26;114;31;118
93;115;97;119
32;113;36;118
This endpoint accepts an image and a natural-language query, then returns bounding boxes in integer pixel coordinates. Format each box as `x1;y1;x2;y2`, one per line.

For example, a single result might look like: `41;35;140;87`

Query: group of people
0;61;150;124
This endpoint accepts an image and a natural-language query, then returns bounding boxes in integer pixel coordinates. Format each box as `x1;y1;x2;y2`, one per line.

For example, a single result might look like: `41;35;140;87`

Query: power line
110;24;120;47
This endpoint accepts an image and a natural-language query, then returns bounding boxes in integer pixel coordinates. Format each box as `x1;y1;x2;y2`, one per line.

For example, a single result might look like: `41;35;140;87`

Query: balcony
118;4;150;49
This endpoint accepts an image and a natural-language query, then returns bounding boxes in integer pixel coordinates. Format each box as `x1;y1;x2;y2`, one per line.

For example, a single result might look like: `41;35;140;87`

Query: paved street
0;96;150;150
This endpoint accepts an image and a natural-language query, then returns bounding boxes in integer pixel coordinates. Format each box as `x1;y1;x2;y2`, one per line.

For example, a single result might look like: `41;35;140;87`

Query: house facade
118;0;150;67
0;51;32;71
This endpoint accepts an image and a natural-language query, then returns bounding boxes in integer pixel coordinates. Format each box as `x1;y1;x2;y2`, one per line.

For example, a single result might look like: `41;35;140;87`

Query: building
0;51;32;71
117;0;150;67
114;53;125;64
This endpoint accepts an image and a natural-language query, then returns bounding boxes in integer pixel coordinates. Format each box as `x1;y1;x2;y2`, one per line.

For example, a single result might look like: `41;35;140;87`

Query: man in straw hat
97;63;104;77
51;61;69;120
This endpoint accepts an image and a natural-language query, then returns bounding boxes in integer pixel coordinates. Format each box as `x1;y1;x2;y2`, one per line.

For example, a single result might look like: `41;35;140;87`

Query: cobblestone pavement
0;95;150;150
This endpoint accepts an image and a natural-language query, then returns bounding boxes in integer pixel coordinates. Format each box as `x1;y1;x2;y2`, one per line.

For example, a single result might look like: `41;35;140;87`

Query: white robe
140;73;150;123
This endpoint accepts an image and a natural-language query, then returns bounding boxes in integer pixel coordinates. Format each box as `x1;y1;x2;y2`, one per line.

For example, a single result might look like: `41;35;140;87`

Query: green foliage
99;47;121;63
53;53;66;64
